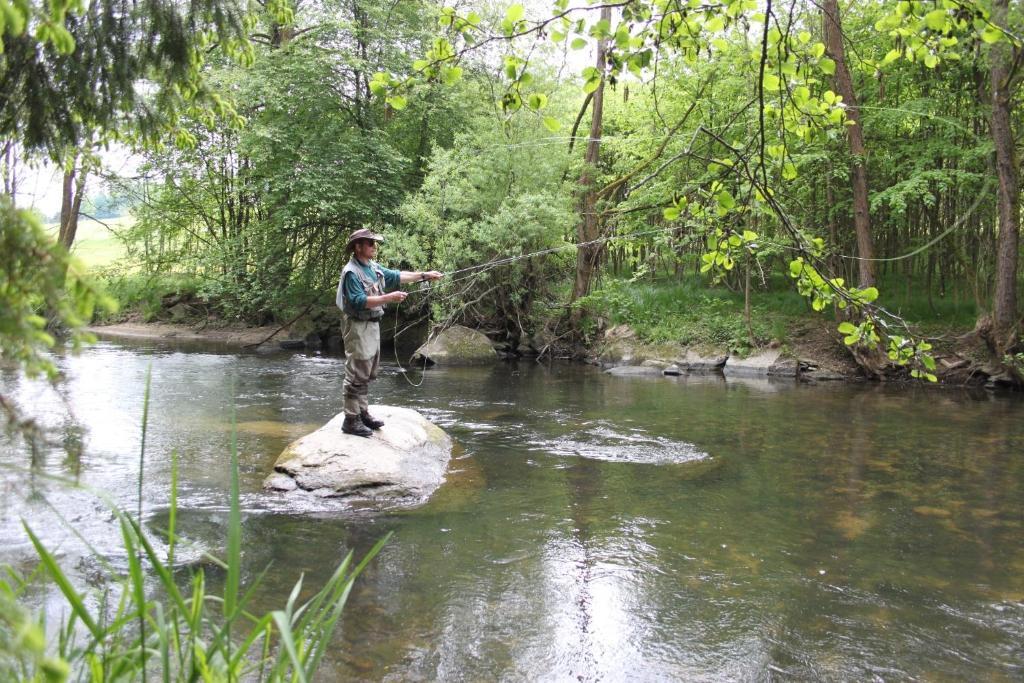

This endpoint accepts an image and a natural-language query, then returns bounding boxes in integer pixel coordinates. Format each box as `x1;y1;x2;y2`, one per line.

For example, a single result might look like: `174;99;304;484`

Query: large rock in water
263;406;452;504
412;324;497;365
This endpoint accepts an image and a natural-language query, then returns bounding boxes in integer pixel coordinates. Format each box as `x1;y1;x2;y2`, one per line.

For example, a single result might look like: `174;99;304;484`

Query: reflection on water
1;339;1023;680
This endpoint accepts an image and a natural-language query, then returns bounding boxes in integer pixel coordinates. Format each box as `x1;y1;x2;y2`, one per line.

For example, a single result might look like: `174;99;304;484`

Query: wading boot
360;409;385;430
342;414;372;438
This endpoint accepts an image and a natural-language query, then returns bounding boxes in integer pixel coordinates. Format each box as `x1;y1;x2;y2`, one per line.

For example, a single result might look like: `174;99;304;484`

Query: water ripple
527;421;708;465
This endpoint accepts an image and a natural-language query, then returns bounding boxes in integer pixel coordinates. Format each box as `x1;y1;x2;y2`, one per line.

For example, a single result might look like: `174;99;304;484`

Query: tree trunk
2;140;16;198
58;161;86;249
568;6;611;329
822;0;875;287
989;0;1020;348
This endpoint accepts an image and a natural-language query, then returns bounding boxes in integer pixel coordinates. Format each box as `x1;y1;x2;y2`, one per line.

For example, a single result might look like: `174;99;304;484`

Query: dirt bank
87;321;287;347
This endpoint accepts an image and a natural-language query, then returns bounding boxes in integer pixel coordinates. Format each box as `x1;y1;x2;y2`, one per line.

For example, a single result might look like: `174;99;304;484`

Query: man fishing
336;228;444;437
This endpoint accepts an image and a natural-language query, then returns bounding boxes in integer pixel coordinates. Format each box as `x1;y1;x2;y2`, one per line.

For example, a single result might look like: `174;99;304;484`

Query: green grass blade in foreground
303;532;392;678
226;612;273;673
208;563;273;662
224;397;242;668
21;522;103;639
118;513;149;680
168;449;178;566
130;516;189;617
137;363;152;680
271;610;309;683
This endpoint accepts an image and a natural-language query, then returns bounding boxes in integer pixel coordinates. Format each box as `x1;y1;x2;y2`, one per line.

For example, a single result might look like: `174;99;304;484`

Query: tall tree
569;5;612;328
988;0;1021;349
822;0;876;287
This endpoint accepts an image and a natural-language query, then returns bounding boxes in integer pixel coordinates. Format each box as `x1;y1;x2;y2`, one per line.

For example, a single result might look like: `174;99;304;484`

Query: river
1;339;1022;680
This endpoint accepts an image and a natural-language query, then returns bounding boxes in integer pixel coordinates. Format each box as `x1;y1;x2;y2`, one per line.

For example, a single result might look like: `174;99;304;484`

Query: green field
47;215;132;269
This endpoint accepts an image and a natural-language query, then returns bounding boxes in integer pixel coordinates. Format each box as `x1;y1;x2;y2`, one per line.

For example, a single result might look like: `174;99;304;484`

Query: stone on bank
264;406;452;504
412;325;497;365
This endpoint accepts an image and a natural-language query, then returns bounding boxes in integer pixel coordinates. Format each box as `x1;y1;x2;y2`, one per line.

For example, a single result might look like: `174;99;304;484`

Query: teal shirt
342;260;400;310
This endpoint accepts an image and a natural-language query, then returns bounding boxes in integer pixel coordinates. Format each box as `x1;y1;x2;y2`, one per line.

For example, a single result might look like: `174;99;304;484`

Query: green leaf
857;286;879;303
837;322;857;334
615;25;631;49
705;15;724;32
590;18;611;38
527;92;548;110
924;9;947;31
386;95;407;110
716;190;735;210
782;162;798;180
571;37;587;50
505;4;524;24
369;76;388;96
819;58;836;75
981;26;1004;44
663;206;680;220
542;116;561;132
441;66;463;85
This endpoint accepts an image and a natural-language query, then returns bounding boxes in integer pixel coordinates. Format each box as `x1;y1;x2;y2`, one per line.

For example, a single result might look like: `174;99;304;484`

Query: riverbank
87;320;286;347
87;316;1001;387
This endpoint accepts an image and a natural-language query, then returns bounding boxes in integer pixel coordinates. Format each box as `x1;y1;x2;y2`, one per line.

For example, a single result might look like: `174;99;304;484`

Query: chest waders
339;257;386;431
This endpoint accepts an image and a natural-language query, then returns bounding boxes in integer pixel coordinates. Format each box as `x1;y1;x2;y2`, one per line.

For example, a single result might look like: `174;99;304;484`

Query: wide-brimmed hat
346;228;385;251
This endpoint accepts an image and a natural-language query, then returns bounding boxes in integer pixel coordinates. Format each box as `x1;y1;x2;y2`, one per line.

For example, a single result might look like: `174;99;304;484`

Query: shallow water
2;339;1023;680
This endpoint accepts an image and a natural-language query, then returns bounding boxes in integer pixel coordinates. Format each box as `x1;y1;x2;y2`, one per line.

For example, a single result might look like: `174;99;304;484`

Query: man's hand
421;271;444;281
385;290;408;303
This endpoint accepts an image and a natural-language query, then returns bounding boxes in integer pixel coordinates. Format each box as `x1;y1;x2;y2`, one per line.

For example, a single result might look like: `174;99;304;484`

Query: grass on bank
581;274;980;355
47;215;132;269
0;378;385;682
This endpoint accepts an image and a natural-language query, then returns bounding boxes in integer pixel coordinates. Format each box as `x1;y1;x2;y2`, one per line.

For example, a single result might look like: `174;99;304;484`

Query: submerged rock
605;365;664;376
263;406;452;504
412;325;497;365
